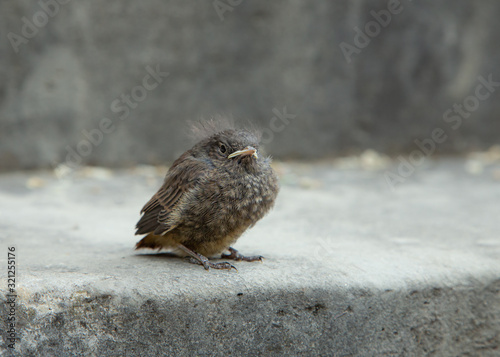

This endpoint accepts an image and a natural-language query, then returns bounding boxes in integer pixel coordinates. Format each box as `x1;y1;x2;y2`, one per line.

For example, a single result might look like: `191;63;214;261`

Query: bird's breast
175;167;278;250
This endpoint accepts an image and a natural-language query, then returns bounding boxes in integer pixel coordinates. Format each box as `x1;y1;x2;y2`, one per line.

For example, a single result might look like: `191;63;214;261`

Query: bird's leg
177;244;236;271
221;247;263;262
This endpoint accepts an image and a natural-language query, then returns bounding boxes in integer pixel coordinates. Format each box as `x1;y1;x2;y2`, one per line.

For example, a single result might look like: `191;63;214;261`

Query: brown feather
135;151;210;236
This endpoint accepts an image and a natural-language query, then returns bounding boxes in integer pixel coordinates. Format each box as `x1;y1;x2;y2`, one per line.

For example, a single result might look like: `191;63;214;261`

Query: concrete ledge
1;159;499;355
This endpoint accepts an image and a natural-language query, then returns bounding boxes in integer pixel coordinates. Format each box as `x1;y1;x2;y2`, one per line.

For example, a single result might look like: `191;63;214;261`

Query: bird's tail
135;233;167;250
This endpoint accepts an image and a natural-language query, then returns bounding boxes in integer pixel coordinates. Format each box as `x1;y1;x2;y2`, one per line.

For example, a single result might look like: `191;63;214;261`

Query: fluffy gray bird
135;125;279;270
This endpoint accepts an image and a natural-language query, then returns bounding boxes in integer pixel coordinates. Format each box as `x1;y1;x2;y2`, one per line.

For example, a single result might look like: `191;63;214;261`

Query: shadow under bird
135;125;279;270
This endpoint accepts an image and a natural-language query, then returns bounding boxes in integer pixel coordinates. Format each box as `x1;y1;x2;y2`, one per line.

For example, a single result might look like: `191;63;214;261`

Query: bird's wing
135;153;210;235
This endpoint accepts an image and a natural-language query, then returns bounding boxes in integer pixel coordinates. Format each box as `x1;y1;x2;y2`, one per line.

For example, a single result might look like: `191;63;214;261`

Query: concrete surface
2;1;500;170
1;158;500;356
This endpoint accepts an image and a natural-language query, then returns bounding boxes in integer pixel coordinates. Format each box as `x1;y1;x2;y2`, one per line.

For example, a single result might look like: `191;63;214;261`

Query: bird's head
199;129;263;172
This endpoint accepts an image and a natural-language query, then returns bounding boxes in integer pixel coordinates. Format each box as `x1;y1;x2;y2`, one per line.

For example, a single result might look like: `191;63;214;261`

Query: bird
135;122;279;270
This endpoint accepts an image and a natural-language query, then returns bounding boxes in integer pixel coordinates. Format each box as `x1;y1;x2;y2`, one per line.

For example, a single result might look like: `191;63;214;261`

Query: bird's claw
221;247;264;262
188;257;237;271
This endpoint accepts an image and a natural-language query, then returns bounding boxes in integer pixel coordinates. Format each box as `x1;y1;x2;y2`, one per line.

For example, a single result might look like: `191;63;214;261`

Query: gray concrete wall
1;0;500;171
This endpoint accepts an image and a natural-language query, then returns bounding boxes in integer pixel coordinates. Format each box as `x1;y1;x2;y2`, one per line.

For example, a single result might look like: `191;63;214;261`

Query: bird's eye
219;143;227;154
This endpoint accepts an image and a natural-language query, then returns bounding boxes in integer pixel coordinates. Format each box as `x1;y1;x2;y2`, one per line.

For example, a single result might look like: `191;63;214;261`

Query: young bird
135;125;279;270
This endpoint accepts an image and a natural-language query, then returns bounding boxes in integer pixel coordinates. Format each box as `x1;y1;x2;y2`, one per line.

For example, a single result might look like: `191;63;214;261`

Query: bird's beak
228;146;258;159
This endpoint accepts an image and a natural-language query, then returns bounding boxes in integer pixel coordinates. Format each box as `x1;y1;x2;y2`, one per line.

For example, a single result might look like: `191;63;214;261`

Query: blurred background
1;0;499;172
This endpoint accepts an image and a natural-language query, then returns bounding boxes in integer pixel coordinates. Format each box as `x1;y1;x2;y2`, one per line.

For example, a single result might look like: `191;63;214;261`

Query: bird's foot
188;257;237;271
221;247;263;262
177;243;236;271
